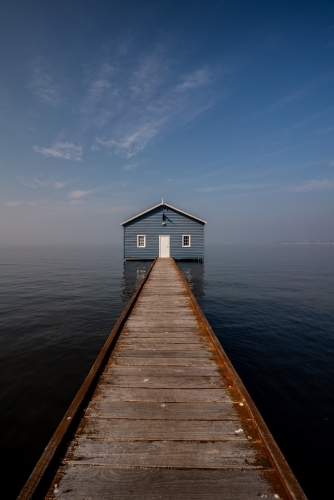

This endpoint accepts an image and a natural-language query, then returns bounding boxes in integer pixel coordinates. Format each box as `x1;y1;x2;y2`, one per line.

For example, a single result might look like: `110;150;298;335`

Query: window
182;235;191;247
137;235;146;248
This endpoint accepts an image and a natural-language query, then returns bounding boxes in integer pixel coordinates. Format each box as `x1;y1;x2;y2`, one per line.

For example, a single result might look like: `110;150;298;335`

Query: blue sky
1;0;334;245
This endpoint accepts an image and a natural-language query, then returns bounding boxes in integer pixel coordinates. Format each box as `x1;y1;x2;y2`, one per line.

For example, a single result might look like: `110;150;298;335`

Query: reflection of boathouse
122;260;205;300
121;200;206;261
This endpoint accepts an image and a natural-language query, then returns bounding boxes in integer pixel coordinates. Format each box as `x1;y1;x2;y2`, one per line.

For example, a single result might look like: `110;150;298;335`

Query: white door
159;235;170;258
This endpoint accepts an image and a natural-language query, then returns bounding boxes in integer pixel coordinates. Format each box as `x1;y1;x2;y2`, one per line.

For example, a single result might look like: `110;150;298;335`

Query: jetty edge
18;257;307;500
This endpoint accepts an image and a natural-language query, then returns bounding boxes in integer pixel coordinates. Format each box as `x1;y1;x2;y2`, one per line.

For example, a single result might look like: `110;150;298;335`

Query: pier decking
19;258;306;499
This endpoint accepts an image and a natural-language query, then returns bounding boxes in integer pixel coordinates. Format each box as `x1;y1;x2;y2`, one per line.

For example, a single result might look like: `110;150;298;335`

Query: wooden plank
121;331;205;338
135;303;192;307
125;320;199;326
46;468;290;500
115;344;213;352
118;339;207;345
99;375;226;388
109;356;217;367
119;332;206;339
136;292;188;295
122;327;204;333
113;349;215;358
132;307;192;311
85;401;243;420
104;365;223;377
63;439;272;469
132;307;193;311
77;417;258;441
117;340;209;348
121;336;206;343
135;299;192;305
93;387;235;403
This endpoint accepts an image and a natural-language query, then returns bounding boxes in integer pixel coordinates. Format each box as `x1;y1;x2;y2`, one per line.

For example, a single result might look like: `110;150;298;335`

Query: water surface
0;245;333;498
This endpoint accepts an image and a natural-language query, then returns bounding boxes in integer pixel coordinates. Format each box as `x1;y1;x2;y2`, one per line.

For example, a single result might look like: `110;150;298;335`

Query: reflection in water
176;261;205;298
121;261;153;299
121;260;205;300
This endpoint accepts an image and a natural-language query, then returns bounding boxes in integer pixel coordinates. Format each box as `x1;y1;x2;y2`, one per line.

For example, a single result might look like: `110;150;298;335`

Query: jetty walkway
19;258;306;499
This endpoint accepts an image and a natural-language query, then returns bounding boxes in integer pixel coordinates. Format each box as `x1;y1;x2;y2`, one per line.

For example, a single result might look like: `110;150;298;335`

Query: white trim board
120;201;207;226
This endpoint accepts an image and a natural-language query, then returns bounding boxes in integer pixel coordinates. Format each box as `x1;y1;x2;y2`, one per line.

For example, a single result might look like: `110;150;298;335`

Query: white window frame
137;235;146;248
182;235;191;247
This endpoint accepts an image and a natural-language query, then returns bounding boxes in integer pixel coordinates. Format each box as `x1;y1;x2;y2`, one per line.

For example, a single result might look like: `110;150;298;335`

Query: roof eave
120;202;207;226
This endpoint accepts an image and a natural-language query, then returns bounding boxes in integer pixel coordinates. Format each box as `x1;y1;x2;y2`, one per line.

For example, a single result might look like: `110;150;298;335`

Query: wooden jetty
19;258;306;499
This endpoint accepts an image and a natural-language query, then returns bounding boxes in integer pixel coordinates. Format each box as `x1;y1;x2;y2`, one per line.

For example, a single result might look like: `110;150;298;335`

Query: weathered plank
85;401;243;420
115;343;214;352
121;331;205;338
77;418;258;441
47;468;290;500
113;348;215;358
122;327;204;334
64;440;272;469
119;332;208;342
104;365;222;377
125;320;199;326
99;374;227;388
92;387;236;403
110;356;217;366
118;338;211;351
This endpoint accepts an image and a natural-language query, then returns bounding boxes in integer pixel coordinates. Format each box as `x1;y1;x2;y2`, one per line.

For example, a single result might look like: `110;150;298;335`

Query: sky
1;0;334;245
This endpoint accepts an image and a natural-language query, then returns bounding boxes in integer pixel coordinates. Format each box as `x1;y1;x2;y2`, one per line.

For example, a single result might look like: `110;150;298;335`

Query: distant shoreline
282;241;334;245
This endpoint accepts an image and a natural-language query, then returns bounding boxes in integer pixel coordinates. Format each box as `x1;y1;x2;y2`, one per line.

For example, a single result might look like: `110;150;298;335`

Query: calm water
0;245;333;499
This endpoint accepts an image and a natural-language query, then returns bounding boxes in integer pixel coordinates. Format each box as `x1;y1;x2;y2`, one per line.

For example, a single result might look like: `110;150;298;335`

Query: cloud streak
78;43;222;157
68;189;95;199
197;183;273;193
288;178;334;192
19;176;67;189
33;142;83;161
246;75;334;122
29;58;67;106
3;200;37;208
91;64;214;157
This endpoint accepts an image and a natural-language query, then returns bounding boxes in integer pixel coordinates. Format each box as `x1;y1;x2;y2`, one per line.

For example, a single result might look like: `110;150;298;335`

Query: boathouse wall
122;205;205;260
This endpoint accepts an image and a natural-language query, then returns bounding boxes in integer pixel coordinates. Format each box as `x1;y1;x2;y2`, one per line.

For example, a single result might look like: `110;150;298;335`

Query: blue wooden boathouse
121;200;206;261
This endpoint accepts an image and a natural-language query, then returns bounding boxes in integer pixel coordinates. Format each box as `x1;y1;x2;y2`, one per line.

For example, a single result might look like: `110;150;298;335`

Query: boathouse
121;200;206;261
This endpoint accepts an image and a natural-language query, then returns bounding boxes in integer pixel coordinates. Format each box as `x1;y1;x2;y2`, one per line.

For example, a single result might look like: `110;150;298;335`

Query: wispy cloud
19;176;67;189
247;88;310;121
80;62;118;129
288;178;334;192
33;142;83;161
29;57;68;106
3;200;37;208
68;189;95;199
91;64;214;157
246;75;334;122
177;68;210;91
123;163;138;171
197;183;272;193
77;41;224;157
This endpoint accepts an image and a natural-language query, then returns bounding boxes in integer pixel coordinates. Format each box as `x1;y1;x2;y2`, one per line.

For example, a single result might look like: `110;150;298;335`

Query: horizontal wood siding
124;206;204;260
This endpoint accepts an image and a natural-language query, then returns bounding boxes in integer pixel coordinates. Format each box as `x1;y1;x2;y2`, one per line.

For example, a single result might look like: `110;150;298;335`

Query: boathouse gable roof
120;201;207;226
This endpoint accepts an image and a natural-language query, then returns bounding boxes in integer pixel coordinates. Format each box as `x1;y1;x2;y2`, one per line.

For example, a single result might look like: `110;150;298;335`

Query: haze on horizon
1;0;333;246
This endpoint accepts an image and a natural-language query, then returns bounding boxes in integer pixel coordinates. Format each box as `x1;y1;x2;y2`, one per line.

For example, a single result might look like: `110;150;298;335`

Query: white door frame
159;235;170;257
